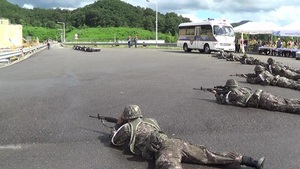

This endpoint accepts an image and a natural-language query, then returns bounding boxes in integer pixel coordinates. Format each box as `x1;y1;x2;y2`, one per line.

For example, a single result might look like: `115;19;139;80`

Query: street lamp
57;29;63;43
146;0;158;48
57;22;65;43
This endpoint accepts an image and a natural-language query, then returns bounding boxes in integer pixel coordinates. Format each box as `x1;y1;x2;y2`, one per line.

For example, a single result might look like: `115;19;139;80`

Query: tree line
0;0;191;36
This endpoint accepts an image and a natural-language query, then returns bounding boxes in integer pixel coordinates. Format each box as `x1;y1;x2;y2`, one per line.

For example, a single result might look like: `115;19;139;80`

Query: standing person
275;38;282;56
47;39;50;50
127;36;131;48
110;105;265;169
134;35;138;48
235;38;240;53
211;79;300;114
276;38;282;48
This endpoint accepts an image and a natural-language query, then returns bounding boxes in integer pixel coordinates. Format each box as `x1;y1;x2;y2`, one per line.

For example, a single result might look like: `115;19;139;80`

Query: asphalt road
0;45;300;169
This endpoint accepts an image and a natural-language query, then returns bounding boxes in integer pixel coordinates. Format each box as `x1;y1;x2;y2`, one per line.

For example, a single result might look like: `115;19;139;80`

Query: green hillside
1;0;191;42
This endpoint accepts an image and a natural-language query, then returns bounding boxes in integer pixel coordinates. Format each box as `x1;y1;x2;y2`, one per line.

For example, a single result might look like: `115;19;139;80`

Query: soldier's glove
146;132;164;153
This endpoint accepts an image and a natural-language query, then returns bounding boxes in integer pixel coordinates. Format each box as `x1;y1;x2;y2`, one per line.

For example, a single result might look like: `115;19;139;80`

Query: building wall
0;18;23;49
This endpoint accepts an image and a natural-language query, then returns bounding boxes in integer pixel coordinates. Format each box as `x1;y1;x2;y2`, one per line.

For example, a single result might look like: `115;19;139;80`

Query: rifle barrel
89;115;99;119
89;115;118;123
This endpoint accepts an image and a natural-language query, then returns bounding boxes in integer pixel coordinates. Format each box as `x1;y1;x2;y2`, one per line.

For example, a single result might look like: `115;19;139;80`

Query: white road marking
0;144;30;150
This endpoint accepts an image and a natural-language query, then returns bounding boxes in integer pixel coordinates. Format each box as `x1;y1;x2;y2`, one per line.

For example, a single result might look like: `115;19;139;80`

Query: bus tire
183;44;191;52
204;44;211;54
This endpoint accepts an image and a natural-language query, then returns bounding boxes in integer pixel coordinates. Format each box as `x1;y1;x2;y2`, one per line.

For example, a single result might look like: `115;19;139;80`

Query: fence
64;41;177;47
0;44;47;65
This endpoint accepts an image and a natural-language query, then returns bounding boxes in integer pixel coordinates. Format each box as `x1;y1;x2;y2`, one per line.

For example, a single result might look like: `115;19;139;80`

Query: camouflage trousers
256;92;300;114
278;69;300;80
155;138;241;169
275;77;300;90
240;57;262;65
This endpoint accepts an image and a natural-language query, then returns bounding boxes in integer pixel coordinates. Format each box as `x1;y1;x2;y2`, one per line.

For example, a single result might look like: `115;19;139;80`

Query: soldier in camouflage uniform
110;105;265;169
211;50;229;59
265;58;300;80
213;79;300;114
239;65;300;91
225;52;242;61
239;54;265;65
211;51;242;61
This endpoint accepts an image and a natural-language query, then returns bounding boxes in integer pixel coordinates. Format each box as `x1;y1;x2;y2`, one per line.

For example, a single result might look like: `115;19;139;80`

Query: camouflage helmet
267;58;275;64
225;79;238;88
254;65;265;72
122;105;143;120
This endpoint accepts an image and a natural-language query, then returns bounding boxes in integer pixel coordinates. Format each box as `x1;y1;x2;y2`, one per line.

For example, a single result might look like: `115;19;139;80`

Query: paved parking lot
0;46;299;169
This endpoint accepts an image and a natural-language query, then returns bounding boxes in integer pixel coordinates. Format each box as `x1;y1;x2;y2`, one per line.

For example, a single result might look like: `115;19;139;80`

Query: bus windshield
213;25;234;36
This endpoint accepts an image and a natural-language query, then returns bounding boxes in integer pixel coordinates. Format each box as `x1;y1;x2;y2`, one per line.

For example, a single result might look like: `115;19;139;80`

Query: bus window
179;28;186;36
186;26;195;35
200;25;212;36
196;27;200;36
223;26;235;36
214;26;224;35
179;26;196;36
214;25;234;36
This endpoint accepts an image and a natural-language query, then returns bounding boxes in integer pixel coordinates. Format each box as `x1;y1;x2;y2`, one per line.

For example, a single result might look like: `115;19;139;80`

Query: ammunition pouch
270;75;280;85
145;131;168;153
141;131;167;160
247;89;263;107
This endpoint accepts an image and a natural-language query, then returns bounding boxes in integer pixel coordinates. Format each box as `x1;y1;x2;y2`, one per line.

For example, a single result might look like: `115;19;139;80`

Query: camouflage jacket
272;62;300;74
266;63;300;80
215;86;253;107
111;117;163;159
246;70;279;85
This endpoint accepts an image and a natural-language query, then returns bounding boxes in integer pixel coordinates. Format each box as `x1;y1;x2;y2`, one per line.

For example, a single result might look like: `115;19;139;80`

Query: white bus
177;19;235;53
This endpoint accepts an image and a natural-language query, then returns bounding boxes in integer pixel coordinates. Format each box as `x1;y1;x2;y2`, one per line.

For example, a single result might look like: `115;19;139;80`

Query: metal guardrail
0;51;22;60
64;42;177;47
0;42;177;66
0;44;47;64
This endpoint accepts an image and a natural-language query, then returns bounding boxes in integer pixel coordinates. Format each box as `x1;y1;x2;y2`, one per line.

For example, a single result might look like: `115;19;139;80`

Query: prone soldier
225;52;242;61
110;105;265;169
233;65;300;91
265;58;300;80
209;79;300;114
239;54;265;66
211;50;227;59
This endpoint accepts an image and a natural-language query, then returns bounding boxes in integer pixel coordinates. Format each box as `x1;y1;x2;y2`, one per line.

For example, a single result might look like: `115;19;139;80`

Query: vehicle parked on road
177;18;235;53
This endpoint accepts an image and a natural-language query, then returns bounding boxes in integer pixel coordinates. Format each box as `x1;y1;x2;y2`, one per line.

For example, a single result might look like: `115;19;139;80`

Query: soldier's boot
241;156;265;169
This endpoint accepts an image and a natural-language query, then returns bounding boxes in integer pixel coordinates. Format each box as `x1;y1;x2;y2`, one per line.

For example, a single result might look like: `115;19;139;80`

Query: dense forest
0;0;191;40
1;0;254;43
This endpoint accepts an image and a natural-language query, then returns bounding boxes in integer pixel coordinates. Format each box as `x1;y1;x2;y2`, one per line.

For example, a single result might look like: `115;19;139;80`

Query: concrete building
0;18;23;49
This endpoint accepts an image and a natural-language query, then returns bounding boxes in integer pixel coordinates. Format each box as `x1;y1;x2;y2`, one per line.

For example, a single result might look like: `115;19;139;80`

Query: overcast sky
6;0;299;27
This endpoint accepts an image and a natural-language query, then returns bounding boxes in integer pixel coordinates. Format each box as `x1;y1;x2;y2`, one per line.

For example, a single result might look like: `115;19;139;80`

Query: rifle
229;73;257;78
230;73;245;77
89;114;118;128
193;86;229;95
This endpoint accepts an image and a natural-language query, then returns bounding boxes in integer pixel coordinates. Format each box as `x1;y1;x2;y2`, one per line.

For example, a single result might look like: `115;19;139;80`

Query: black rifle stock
89;114;118;123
